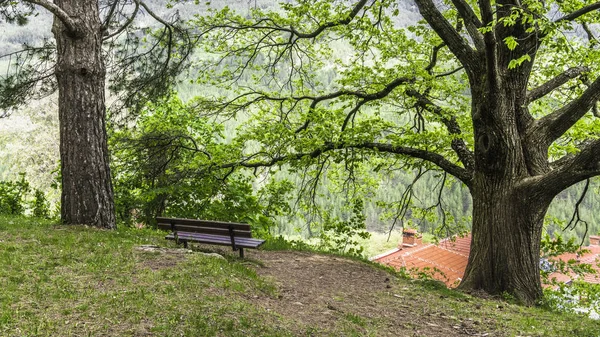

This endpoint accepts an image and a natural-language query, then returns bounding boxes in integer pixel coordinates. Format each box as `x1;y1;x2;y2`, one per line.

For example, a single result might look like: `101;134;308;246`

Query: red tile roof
374;235;471;287
546;272;573;285
373;234;600;288
438;235;471;255
583;267;600;284
545;245;600;287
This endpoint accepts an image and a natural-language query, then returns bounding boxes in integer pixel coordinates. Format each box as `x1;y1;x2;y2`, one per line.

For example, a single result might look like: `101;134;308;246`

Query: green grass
359;230;406;257
0;215;599;336
358;230;441;258
0;215;287;336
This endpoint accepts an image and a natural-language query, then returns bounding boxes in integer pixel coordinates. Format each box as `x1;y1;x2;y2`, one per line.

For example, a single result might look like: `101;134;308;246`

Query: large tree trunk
460;177;551;304
52;0;116;229
459;69;553;304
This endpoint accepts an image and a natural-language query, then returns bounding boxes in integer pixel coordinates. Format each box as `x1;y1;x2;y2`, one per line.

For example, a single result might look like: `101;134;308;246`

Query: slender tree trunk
52;0;116;229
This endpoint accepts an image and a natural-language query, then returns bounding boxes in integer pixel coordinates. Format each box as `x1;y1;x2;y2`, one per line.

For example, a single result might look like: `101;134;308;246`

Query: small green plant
317;200;371;257
0;174;53;219
411;266;449;285
501;291;517;303
262;235;313;251
0;173;30;215
540;234;595;284
30;189;50;218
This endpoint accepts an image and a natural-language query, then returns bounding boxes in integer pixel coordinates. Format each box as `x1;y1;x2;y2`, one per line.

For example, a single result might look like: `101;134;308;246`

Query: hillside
0;216;598;336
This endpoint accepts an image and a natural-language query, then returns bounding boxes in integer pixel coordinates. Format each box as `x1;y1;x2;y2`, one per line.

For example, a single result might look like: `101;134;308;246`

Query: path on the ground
248;250;492;336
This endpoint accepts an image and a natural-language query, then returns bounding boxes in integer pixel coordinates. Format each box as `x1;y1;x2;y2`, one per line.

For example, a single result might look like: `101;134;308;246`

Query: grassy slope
0;215;598;336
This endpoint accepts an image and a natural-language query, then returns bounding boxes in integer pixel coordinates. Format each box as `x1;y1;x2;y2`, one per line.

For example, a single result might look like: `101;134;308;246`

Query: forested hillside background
1;0;599;252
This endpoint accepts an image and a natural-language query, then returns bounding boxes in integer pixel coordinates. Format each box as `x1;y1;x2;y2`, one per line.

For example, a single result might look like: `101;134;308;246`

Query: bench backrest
156;217;253;238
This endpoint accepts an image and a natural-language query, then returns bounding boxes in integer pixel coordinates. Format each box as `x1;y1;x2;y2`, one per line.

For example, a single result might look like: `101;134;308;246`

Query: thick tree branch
290;0;368;38
477;0;494;28
24;0;79;34
406;89;475;171
449;0;485;51
339;76;416;131
202;0;368;40
137;0;170;28
526;66;589;103
425;43;446;75
477;0;498;88
533;76;600;144
435;67;464;78
194;77;414;132
340;100;367;131
347;142;475;185
555;2;600;23
450;0;482;27
221;141;473;186
523;139;600;195
213;77;415;133
413;0;479;70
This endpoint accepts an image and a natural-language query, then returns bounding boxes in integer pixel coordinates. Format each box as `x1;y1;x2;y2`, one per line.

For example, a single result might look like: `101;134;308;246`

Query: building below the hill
372;230;600;288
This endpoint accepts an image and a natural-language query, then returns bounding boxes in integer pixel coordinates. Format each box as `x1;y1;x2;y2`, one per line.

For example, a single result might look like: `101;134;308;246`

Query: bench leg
239;248;244;258
183;241;188;249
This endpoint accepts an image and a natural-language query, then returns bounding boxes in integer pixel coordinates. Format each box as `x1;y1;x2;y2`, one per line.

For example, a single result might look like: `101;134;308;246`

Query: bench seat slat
175;233;264;247
166;232;265;249
157;223;253;238
157;217;250;231
169;232;264;246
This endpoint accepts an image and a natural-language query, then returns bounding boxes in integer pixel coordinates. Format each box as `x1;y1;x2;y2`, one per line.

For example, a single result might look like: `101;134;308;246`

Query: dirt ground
245;250;495;336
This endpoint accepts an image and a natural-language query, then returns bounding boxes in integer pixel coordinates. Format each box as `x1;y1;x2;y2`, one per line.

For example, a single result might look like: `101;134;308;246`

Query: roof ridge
400;243;435;256
436;244;470;258
369;248;399;261
438;233;470;244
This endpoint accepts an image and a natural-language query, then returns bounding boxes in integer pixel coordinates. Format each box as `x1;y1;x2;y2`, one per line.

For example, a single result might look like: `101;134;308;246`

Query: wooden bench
156;217;265;258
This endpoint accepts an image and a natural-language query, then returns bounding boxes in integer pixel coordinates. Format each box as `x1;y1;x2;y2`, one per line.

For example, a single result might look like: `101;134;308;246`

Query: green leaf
504;36;519;50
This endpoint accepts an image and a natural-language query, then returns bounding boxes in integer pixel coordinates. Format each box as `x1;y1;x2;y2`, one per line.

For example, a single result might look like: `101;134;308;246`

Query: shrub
30;189;50;218
0;174;52;219
0;173;30;215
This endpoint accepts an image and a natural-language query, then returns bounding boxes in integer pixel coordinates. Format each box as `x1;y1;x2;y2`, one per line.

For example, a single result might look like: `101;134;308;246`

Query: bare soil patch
134;245;225;271
248;250;497;337
136;244;509;336
134;245;193;271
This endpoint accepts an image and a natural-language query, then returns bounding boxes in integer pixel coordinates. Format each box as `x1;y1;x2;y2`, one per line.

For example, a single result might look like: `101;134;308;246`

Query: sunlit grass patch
0;216;285;336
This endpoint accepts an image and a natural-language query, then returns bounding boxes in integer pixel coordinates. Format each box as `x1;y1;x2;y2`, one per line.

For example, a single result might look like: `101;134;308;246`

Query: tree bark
460;177;551;304
458;62;554;304
52;0;116;229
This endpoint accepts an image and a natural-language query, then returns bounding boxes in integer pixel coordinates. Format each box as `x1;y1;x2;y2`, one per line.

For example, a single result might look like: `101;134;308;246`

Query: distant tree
192;0;600;304
0;0;191;228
